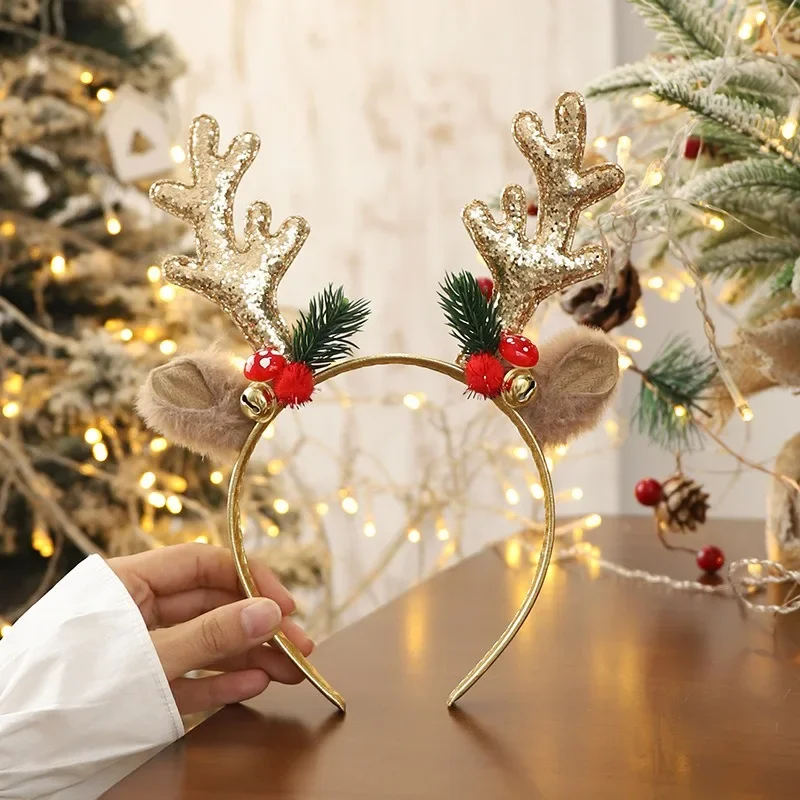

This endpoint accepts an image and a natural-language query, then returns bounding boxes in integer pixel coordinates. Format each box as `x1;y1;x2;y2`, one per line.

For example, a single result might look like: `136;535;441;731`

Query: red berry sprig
476;276;494;301
696;545;725;574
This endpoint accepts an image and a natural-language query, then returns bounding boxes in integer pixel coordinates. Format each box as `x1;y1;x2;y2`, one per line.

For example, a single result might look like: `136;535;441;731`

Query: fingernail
241;599;282;639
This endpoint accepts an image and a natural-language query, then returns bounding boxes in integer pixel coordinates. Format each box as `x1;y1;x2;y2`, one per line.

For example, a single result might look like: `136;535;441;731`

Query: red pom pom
464;352;504;398
499;332;539;367
273;362;314;407
696;545;725;574
683;136;702;159
634;478;663;507
476;276;494;301
244;348;287;382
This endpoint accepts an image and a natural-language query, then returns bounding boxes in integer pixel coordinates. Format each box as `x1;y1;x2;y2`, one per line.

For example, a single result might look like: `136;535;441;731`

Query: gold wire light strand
227;354;556;713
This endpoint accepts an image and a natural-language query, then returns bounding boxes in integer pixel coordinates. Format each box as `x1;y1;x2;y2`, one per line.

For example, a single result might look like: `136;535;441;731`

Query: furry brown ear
136;350;252;459
519;326;619;449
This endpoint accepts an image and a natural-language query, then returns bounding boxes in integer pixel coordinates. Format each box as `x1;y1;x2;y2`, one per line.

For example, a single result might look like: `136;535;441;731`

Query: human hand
108;543;313;715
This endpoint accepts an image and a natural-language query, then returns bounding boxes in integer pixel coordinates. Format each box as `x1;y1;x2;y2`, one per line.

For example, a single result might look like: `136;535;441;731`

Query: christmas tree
0;0;321;628
577;0;800;562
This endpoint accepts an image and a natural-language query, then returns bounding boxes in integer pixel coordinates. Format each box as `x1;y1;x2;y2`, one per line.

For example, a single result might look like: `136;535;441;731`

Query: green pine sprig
290;285;370;372
634;336;718;450
437;271;501;356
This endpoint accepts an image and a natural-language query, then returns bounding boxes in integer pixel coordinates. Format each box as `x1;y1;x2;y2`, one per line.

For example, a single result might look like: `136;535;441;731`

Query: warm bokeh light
273;498;290;514
105;216;122;235
209;470;224;485
139;472;156;489
150;437;168;453
84;427;102;445
92;442;108;462
407;528;421;543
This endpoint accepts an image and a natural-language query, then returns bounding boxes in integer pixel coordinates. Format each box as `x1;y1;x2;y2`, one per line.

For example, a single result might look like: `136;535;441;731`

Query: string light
84;427;102;444
139;471;156;489
194;534;209;544
738;20;754;39
209;470;224;485
625;337;643;352
315;502;329;516
341;495;359;515
96;87;114;103
267;459;284;475
92;442;108;462
436;519;450;541
618;354;632;370
592;135;608;148
4;373;23;393
50;254;66;275
148;492;166;508
0;220;15;237
510;446;528;461
674;405;688;418
634;312;647;328
585;513;602;529
363;520;377;537
166;495;183;514
79;70;93;84
2;401;20;418
646;276;664;290
149;437;168;453
703;213;725;232
158;285;176;302
407;528;421;543
644;161;663;186
739;403;755;422
105;216;122;235
781;118;797;139
170;145;186;163
505;486;520;505
159;339;177;355
147;265;161;282
267;524;280;538
754;9;767;25
572;487;584;500
529;482;544;500
273;498;290;514
403;393;425;410
616;135;632;168
554;444;568;457
120;328;133;341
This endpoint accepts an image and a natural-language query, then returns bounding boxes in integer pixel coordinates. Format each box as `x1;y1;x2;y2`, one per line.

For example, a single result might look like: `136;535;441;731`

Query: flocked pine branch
628;0;743;60
696;237;798;278
633;336;717;450
586;58;685;99
651;78;800;167
680;157;800;207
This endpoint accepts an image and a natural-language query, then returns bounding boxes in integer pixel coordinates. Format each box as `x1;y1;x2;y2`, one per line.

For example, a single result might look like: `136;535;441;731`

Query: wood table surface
106;515;800;799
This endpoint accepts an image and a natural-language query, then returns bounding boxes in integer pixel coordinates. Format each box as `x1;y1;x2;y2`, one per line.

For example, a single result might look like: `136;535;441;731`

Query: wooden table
106;515;800;799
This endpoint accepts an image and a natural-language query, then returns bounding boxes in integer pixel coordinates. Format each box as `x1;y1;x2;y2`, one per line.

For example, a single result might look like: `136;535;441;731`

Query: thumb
153;597;282;680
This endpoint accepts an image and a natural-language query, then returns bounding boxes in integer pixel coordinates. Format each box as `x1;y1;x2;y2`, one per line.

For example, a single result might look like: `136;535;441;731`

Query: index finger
117;543;295;614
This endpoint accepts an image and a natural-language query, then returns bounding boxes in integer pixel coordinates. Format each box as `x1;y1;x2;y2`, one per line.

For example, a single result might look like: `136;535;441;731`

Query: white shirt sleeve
0;554;184;800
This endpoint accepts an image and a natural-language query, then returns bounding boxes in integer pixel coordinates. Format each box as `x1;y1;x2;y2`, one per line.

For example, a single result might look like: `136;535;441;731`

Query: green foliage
634;336;717;450
586;59;682;99
437;271;501;355
681;157;800;208
696;237;798;278
627;0;741;59
290;285;370;372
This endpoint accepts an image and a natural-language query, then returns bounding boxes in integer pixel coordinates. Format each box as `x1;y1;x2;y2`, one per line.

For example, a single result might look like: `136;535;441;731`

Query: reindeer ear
136;350;253;459
519;327;619;449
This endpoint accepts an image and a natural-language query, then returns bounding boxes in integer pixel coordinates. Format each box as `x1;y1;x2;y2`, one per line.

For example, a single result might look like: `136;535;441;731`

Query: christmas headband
138;92;624;712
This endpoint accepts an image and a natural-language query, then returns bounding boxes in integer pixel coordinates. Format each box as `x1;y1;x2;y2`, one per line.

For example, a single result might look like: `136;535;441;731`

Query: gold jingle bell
502;367;537;408
240;382;277;422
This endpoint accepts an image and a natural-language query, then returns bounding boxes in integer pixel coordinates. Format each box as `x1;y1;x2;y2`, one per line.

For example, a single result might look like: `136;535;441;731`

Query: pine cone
656;474;710;533
560;261;642;332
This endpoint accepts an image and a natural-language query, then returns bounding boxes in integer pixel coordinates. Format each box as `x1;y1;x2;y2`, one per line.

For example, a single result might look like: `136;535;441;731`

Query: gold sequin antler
462;92;624;333
150;115;309;353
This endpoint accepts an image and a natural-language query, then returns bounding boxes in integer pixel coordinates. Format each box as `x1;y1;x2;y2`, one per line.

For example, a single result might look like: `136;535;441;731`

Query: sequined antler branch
462;92;624;333
150;115;309;353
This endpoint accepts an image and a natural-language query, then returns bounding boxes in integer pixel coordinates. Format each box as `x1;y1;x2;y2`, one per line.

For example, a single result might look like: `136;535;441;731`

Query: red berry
273;362;314;407
464;352;504;398
476;276;494;301
634;478;663;507
498;333;539;368
527;201;538;216
244;348;287;382
696;545;725;574
683;136;702;159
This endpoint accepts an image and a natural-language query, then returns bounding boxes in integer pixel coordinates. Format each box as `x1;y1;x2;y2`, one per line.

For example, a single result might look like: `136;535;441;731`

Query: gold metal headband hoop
227;353;555;712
